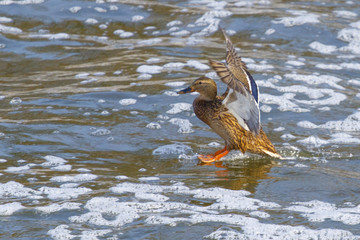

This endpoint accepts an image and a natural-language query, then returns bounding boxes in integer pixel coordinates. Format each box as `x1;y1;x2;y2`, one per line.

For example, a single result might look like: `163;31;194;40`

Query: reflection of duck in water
178;28;281;163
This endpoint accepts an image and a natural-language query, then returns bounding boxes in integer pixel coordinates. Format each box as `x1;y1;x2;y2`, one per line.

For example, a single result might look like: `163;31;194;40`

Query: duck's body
178;28;280;162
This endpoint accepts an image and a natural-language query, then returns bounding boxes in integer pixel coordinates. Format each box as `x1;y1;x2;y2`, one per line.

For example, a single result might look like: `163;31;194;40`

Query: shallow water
1;0;360;239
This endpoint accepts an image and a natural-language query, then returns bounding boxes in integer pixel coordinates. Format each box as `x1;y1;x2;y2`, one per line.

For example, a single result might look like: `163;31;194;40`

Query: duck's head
177;76;217;101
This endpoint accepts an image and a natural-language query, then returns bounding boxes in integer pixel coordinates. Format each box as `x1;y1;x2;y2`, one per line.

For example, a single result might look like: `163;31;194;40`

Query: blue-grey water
1;0;360;239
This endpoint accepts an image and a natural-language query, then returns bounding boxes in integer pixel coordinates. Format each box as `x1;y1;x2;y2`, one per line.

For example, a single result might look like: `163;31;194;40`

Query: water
1;0;360;239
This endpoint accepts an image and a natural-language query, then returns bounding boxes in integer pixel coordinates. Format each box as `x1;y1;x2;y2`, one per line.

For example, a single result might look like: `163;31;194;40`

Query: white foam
287;200;360;225
146;122;161;129
329;133;360;144
138;38;162;45
167;20;183;27
36;202;82;214
265;28;275;35
260;104;272;113
94;7;107;13
75;73;89;78
0;181;37;198
132;15;144;22
5;164;31;173
69;6;81;13
315;63;342;70
163;62;186;70
169;118;194;133
0;17;12;23
80;230;112;239
0;202;25;215
47;225;75;240
136;65;163;74
260;93;310;113
281;133;296;140
297;135;329;147
42;155;67;167
85;18;98;25
286;60;305;66
152;143;192;155
119;98;137;105
285;73;344;90
138;73;152;80
309;41;337;54
334;10;357;19
272;10;320;27
170;30;190;37
166;102;192;114
165;81;186;87
0;23;22;34
139;176;160;181
186;60;210;71
90;128;111;136
39;186;92;200
50;174;98;183
298;111;360;132
51;165;72;171
115;175;129;180
29;33;70;40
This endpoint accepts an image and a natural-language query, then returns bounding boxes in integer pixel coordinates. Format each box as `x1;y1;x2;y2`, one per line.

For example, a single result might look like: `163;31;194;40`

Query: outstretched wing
209;28;260;135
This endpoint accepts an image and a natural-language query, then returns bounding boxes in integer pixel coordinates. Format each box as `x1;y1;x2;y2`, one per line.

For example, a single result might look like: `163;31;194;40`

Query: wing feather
209;28;261;135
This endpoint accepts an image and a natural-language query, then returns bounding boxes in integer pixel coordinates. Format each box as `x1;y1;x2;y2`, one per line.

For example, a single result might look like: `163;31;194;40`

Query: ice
132;15;144;22
36;202;82;214
50;173;98;183
136;65;163;74
169;118;194;133
166;102;192;114
47;225;75;240
309;41;337;54
186;60;210;71
272;10;320;27
119;98;137;105
0;202;25;216
152;143;192;155
0;23;22;34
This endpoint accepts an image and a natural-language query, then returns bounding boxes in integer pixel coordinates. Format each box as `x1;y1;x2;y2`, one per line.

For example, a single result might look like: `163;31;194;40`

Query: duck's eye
198;82;202;85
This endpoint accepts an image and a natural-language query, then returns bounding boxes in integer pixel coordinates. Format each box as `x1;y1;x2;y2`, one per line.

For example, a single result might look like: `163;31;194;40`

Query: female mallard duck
178;28;280;163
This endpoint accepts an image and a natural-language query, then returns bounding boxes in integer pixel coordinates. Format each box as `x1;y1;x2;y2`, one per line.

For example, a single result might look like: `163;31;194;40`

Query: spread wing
209;28;260;135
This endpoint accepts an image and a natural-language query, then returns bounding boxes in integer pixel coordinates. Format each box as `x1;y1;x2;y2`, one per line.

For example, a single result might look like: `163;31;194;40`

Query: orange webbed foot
198;147;229;163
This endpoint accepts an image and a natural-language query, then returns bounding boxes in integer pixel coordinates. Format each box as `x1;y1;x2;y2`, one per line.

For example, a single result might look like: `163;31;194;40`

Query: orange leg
198;147;229;163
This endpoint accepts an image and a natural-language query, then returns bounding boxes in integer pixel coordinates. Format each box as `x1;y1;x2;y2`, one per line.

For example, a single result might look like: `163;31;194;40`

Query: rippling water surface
1;0;360;239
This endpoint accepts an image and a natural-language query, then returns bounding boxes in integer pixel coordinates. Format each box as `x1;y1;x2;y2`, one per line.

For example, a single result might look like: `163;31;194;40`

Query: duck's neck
197;90;217;102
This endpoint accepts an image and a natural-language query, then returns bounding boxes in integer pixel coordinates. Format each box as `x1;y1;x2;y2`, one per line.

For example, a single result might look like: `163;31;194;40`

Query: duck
178;28;281;163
